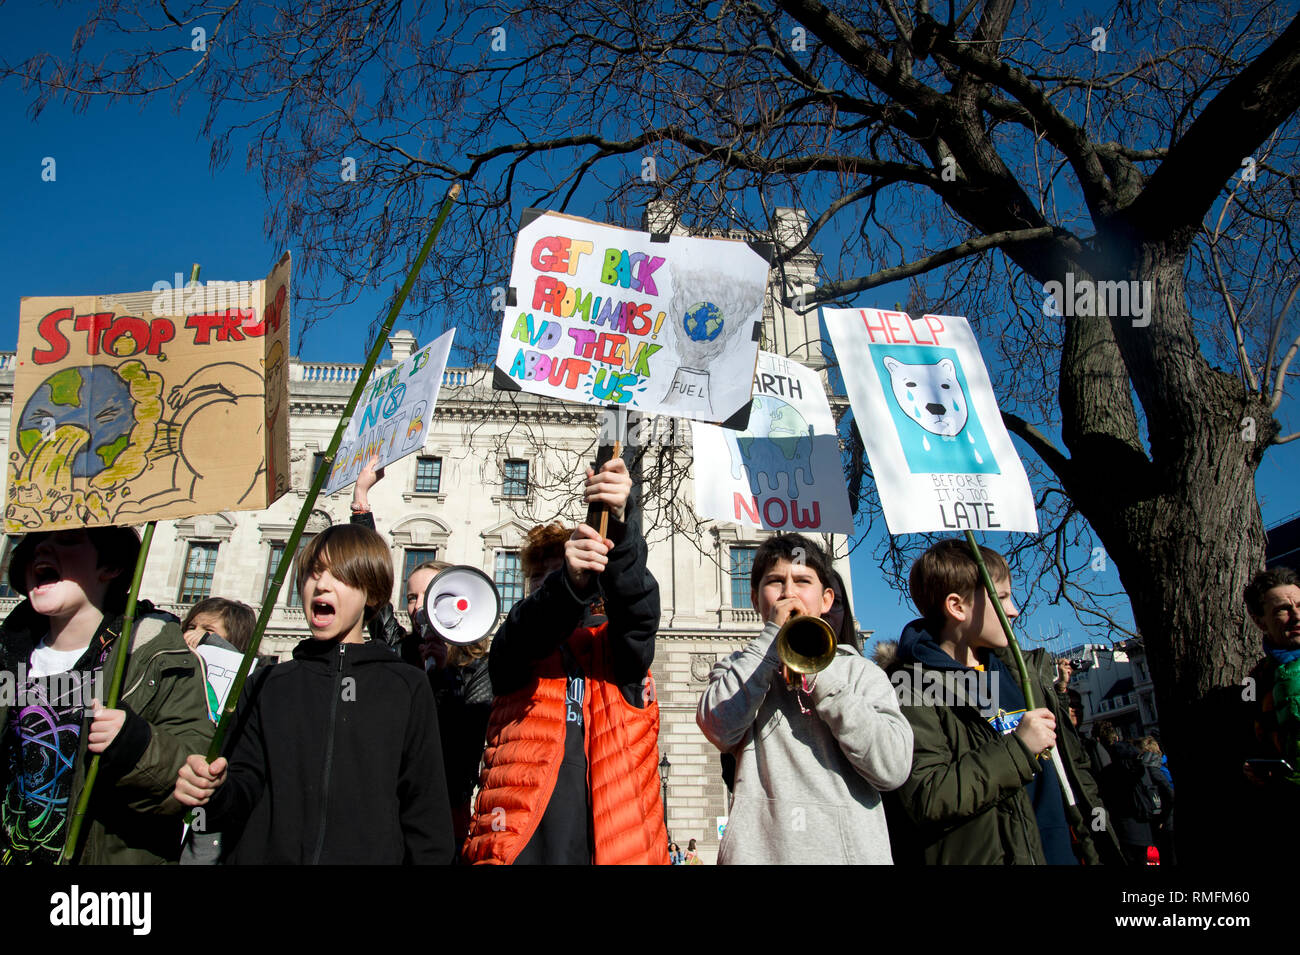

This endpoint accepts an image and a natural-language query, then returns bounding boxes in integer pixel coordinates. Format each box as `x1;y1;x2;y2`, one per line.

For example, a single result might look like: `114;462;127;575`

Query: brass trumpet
777;614;838;688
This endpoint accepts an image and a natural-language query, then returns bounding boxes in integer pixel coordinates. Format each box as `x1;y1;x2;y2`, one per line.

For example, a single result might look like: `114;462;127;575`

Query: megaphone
418;565;501;645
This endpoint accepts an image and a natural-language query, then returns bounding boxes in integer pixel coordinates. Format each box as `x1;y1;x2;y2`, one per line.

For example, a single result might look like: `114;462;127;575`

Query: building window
179;543;219;603
265;538;317;607
0;537;18;599
311;453;327;485
403;548;439;588
415;456;442;494
730;546;756;610
264;542;286;602
503;459;529;497
494;551;523;612
287;536;319;608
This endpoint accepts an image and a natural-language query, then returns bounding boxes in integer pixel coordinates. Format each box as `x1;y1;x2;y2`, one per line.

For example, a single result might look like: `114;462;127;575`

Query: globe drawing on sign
18;365;139;479
683;301;725;342
9;356;272;531
725;395;816;498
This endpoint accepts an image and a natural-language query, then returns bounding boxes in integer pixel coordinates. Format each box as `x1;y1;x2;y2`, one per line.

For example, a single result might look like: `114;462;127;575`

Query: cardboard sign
324;328;455;494
694;351;853;533
823;308;1037;534
494;210;768;424
6;253;292;532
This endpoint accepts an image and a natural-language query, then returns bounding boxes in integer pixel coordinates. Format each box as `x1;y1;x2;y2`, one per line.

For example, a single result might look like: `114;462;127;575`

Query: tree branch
1002;410;1074;487
805;226;1058;304
1124;11;1300;246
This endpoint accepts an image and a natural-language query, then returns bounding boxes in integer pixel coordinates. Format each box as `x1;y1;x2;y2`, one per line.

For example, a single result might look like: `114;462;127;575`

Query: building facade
0;206;856;862
1062;640;1160;740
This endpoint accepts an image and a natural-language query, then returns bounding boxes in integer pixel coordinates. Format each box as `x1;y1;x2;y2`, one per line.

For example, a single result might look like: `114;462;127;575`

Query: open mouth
29;561;61;591
309;598;336;629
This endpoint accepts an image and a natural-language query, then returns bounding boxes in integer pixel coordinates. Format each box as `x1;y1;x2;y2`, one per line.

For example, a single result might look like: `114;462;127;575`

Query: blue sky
3;2;1297;654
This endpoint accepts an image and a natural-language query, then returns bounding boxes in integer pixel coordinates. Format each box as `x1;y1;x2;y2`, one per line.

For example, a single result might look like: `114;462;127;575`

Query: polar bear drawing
882;356;968;437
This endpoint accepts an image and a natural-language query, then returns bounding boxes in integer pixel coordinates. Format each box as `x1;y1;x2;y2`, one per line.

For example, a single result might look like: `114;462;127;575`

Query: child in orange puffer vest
462;457;667;864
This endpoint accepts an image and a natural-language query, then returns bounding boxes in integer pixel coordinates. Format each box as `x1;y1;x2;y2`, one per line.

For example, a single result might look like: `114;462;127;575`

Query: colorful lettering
636;256;665;296
567;327;597;358
33;308;73;365
593;367;636;403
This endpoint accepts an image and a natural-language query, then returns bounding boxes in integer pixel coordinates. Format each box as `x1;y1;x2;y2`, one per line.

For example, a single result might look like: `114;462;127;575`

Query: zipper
311;643;346;865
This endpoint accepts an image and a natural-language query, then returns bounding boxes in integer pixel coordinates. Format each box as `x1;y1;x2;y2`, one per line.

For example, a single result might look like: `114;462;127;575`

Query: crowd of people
0;454;1294;864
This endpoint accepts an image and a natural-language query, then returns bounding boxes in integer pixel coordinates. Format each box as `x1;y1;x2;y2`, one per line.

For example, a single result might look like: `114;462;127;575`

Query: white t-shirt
29;641;88;679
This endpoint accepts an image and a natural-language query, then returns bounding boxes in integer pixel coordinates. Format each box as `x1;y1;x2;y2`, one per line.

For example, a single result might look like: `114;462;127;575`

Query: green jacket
0;600;214;864
885;628;1122;865
1249;652;1300;786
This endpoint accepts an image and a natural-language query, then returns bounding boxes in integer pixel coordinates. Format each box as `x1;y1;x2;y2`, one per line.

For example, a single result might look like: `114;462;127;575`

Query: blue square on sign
868;344;1000;475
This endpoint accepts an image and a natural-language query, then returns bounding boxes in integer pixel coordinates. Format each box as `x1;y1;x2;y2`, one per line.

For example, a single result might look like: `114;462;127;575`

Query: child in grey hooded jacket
697;534;912;864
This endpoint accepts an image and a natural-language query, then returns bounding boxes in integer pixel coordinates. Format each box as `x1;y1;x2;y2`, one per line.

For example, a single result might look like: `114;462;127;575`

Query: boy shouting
174;524;452;864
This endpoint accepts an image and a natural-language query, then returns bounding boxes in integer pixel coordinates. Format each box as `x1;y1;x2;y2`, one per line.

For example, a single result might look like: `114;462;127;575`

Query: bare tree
10;0;1300;858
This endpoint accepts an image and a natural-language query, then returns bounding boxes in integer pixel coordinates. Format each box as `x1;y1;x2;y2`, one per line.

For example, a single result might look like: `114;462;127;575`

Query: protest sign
823;308;1037;534
693;351;853;533
494;210;768;424
196;643;256;722
324;328;454;494
7;252;292;533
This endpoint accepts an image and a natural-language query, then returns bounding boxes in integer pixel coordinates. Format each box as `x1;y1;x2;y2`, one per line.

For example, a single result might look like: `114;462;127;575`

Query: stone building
0;206;857;863
1060;639;1160;740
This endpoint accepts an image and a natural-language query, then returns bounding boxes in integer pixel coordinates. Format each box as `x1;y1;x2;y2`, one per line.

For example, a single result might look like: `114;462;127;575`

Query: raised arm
349;456;410;653
487;566;589;696
696;622;782;753
596;487;659;703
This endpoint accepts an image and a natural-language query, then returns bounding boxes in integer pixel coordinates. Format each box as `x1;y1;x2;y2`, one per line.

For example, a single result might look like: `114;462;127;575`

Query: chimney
388;329;417;364
643;199;680;236
772;207;810;254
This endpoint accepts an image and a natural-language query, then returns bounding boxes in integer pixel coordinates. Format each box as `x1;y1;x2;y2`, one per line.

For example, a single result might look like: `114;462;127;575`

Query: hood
896;617;1030;718
872;639;899;670
897;618;968;671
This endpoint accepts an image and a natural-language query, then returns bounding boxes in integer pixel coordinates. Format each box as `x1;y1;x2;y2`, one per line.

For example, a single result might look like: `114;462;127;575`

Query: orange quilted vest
462;623;668;865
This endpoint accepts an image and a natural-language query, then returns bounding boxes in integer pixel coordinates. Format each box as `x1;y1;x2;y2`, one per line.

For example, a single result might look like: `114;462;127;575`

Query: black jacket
431;654;493;805
210;638;453;864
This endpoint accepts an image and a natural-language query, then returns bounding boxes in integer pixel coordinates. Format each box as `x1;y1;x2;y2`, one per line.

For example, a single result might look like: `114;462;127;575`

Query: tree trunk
1107;427;1267;861
1052;251;1273;861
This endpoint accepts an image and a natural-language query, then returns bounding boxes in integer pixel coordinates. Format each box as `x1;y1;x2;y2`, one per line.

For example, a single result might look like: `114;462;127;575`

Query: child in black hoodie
174;523;453;864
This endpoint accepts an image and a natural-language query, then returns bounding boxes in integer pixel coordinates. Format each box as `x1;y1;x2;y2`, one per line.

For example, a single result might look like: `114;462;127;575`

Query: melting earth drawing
724;394;816;498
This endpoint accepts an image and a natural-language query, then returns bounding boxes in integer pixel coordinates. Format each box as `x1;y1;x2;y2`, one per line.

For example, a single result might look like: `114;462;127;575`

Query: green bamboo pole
205;181;463;759
59;259;204;862
963;529;1035;709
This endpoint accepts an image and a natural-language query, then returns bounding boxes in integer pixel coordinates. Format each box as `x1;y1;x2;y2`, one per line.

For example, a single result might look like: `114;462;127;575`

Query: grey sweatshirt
697;621;913;864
